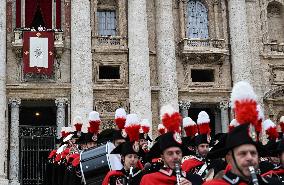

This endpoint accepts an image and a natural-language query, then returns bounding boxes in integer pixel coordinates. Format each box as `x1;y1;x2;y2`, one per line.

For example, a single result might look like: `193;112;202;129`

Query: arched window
186;0;209;39
267;2;284;43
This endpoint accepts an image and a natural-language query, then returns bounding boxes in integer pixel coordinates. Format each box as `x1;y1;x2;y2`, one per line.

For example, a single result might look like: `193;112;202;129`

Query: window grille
186;0;209;39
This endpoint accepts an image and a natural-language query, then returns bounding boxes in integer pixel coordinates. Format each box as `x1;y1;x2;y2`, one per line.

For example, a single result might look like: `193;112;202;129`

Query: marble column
55;98;68;138
155;0;179;109
128;0;152;131
228;0;253;84
178;101;191;118
220;100;229;133
0;1;9;183
9;98;21;185
71;0;93;123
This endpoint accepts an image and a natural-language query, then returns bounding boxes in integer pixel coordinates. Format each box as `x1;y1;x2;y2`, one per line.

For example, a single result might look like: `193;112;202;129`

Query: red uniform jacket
182;158;204;173
140;168;186;185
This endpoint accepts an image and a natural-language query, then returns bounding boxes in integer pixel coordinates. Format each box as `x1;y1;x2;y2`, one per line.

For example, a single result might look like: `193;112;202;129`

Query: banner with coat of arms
23;31;54;76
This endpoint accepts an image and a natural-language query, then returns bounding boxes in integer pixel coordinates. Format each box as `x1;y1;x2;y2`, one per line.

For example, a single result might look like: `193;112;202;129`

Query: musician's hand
179;177;192;185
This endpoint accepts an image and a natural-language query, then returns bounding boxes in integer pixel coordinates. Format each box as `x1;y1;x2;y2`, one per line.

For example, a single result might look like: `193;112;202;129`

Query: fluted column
128;0;152;131
155;0;179;109
9;98;21;185
220;100;229;133
71;0;93;123
55;98;68;138
0;1;9;183
228;0;253;83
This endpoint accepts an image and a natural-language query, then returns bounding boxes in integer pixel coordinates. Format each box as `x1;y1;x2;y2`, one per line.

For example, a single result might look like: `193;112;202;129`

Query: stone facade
1;0;284;182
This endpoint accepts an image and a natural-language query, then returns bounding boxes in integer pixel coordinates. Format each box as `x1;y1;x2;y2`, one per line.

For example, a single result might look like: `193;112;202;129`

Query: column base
9;180;20;185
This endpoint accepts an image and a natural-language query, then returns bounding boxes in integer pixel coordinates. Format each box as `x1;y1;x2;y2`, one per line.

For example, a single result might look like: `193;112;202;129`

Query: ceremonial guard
203;81;282;185
102;114;144;185
262;138;284;183
140;105;203;185
182;112;211;180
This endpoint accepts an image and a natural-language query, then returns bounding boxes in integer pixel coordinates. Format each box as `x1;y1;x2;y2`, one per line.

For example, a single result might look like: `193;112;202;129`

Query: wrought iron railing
19;125;57;185
93;35;127;50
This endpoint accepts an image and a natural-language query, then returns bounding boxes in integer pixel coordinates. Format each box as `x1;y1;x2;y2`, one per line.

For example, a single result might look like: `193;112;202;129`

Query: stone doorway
18;100;57;185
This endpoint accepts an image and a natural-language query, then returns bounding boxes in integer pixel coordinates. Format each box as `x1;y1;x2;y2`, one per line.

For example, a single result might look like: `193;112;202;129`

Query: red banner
23;31;54;76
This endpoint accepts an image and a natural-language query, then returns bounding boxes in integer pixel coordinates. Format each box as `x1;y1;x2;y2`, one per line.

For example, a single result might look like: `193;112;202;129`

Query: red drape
25;0;52;28
39;0;52;28
25;0;38;28
16;0;21;27
56;0;61;29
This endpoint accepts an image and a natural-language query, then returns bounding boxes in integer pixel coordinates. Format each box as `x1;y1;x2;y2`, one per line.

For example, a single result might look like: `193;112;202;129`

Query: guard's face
123;154;139;171
161;147;182;170
139;139;147;147
228;144;259;179
197;143;209;157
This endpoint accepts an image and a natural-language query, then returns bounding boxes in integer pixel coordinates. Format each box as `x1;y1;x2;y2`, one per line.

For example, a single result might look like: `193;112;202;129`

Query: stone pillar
128;0;152;129
71;0;93;123
8;98;21;185
0;1;9;183
220;100;229;133
228;0;253;83
213;0;220;39
178;101;191;118
55;98;68;138
155;0;179;109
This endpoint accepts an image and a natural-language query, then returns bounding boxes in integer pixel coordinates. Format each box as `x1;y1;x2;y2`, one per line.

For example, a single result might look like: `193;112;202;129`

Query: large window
97;10;117;36
186;0;209;39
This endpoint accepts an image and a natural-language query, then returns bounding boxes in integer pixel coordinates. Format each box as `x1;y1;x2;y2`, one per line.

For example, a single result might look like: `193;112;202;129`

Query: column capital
8;98;21;108
55;98;68;107
219;100;229;110
178;100;191;110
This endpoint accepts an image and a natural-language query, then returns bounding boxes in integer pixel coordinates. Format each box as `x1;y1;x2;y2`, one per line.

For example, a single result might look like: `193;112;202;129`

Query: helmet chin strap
231;150;250;180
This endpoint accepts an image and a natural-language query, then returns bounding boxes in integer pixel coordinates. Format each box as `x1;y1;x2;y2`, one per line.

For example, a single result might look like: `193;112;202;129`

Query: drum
80;142;115;185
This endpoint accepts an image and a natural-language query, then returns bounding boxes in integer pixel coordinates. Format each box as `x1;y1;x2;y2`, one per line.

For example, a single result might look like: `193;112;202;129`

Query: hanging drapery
23;31;54;76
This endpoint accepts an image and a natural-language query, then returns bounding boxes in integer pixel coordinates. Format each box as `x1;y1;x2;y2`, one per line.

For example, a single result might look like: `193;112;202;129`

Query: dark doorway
187;107;216;135
19;100;57;185
20;100;56;126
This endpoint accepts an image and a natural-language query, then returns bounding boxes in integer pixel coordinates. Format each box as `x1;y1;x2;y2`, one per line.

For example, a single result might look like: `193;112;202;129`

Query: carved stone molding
55;98;68;108
178;100;191;110
9;98;21;108
95;100;128;114
219;100;229;110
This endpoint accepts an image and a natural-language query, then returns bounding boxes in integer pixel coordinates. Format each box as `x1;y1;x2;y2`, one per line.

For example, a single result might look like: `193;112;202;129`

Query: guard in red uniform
103;114;144;185
203;81;281;185
262;138;284;183
140;105;203;185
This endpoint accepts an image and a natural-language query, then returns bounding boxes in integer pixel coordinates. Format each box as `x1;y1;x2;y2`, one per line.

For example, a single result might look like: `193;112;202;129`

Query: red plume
158;123;166;135
197;111;211;135
162;112;181;133
72;156;80;167
234;100;258;127
183;117;197;137
142;126;150;134
266;127;279;141
124;114;141;142
74;123;83;132
89;120;100;134
263;119;279;141
114;117;126;130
